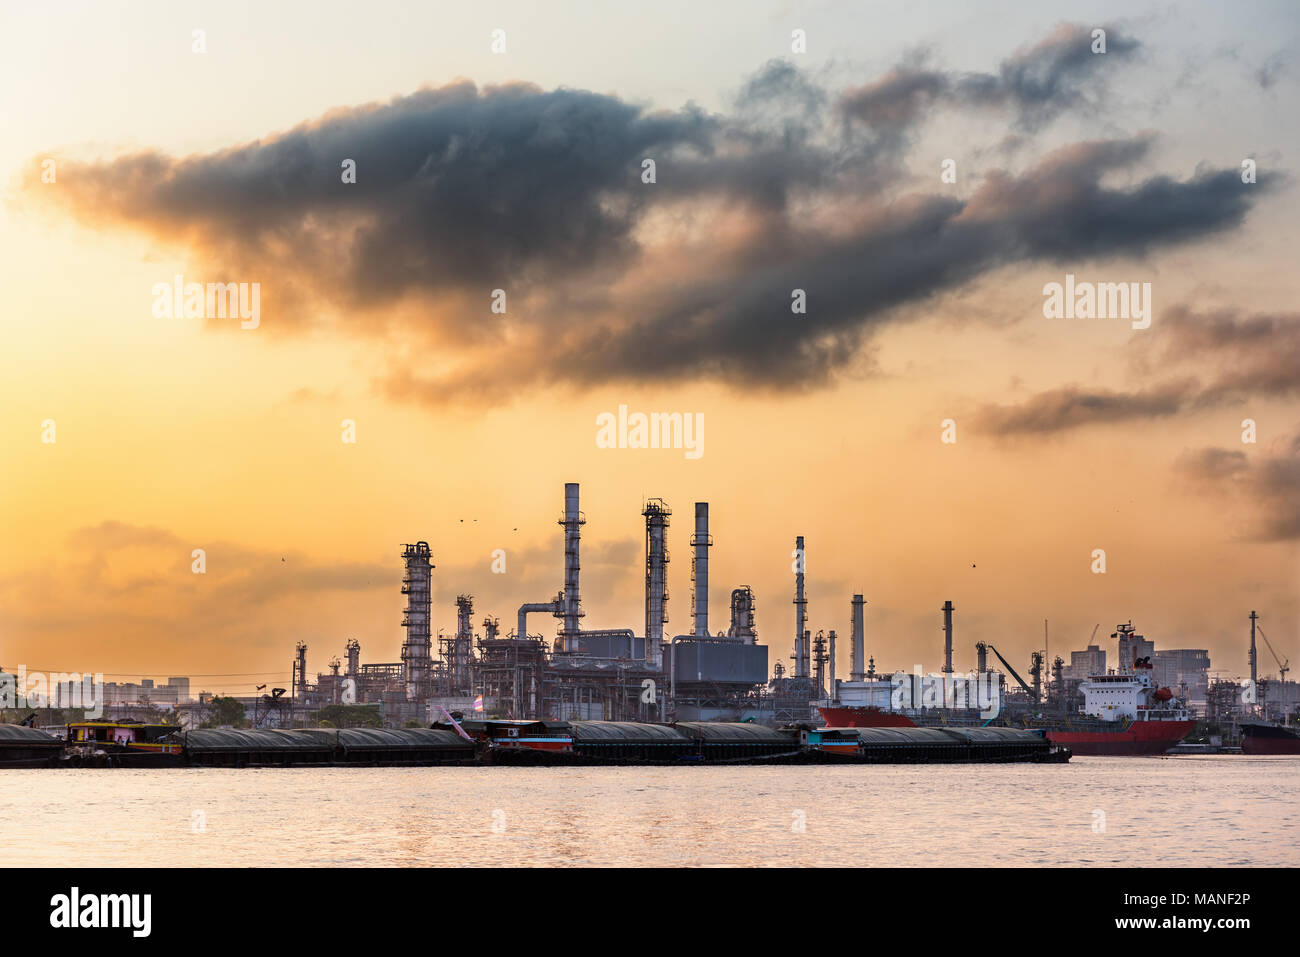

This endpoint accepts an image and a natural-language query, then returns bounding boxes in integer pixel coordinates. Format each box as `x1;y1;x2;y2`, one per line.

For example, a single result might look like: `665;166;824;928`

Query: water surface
2;756;1294;866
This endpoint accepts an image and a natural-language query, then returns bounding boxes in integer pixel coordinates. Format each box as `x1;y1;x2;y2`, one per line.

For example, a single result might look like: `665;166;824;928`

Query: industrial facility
274;482;857;728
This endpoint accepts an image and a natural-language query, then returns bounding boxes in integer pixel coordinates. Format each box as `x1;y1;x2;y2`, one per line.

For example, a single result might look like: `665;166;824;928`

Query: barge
1;718;1068;767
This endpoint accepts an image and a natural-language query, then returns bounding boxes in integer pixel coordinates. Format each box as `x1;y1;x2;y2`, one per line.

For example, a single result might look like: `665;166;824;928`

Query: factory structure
280;483;825;728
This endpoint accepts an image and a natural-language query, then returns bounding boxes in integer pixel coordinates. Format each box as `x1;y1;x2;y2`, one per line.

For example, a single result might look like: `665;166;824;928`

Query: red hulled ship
820;623;1195;756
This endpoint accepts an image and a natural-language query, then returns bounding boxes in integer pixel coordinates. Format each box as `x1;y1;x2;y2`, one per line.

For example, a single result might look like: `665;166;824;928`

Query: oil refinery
284;482;789;728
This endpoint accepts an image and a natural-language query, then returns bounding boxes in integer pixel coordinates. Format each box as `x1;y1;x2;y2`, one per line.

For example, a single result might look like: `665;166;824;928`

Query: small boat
62;721;185;767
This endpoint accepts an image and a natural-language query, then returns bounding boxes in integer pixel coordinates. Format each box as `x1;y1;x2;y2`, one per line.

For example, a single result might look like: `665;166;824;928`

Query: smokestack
557;483;585;651
942;600;954;675
691;503;712;638
976;642;988;674
793;536;807;677
643;499;670;667
400;542;433;700
851;595;865;680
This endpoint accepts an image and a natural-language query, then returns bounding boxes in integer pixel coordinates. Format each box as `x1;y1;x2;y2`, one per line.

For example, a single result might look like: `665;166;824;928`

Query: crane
977;642;1036;699
1257;625;1290;682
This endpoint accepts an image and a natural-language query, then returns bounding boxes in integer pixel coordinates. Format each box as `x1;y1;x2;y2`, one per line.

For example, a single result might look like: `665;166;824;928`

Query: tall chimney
557;483;585;651
643;499;670;667
942;600;954;675
793;536;807;677
851;595;865;680
691;503;712;638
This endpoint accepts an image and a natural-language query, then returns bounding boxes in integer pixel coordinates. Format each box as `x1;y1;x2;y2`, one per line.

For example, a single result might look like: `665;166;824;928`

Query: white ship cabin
1079;663;1188;723
834;677;895;709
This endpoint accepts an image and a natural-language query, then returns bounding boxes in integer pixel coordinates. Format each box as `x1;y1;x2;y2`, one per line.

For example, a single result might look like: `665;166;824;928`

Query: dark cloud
529;137;1265;394
41;80;717;309
1176;432;1300;541
976;308;1300;435
975;382;1191;435
31;23;1269;407
841;24;1140;134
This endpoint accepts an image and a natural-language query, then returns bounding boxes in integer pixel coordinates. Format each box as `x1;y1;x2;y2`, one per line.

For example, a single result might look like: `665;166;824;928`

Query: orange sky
1;2;1296;696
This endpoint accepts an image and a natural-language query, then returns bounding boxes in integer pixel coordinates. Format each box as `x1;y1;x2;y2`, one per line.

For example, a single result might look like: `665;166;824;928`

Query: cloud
1176;431;1300;541
0;521;392;636
841;23;1141;134
975;381;1191;435
30;24;1268;407
975;307;1300;435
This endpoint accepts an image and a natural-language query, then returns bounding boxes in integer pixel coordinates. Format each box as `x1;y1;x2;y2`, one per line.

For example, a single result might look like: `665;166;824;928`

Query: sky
1;0;1297;697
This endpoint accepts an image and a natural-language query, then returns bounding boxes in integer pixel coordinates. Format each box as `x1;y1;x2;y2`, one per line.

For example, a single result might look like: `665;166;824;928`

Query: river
2;755;1295;867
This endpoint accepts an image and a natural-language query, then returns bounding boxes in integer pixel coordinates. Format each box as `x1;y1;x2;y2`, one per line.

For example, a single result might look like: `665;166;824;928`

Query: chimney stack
691;503;712;638
793;536;807;677
851;595;865;680
942;600;954;675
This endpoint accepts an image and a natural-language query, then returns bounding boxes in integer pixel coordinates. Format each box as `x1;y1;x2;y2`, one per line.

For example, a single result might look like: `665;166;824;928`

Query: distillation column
643;499;670;668
793;536;808;677
400;542;433;700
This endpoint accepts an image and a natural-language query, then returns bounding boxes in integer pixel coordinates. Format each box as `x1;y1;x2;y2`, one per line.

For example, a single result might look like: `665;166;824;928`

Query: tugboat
62;720;184;767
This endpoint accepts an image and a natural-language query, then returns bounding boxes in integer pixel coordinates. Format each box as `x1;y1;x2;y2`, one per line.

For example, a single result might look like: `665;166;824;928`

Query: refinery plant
279;482;841;728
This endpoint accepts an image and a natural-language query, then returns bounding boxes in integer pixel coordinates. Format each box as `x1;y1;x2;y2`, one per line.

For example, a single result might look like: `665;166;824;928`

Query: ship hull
817;707;917;728
818;707;1193;756
1044;721;1194;756
1240;723;1300;755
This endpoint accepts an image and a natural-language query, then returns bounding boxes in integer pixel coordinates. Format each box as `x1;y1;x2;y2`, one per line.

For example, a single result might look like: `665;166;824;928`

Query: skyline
1;0;1297;694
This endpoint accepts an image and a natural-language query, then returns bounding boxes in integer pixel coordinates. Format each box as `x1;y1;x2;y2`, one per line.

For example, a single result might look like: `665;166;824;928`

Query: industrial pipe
518;599;562;644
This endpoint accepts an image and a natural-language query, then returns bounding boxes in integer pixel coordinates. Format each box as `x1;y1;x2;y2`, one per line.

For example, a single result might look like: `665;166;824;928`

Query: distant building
167;677;191;703
1067;644;1106;681
1153;649;1210;711
103;679;182;708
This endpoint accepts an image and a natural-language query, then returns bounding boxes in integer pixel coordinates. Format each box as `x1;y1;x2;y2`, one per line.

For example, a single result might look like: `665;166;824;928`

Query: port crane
1258;625;1290;682
976;642;1037;700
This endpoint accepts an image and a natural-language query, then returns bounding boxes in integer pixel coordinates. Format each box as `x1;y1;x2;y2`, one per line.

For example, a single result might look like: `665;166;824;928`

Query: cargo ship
820;623;1195;756
1239;721;1300;755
